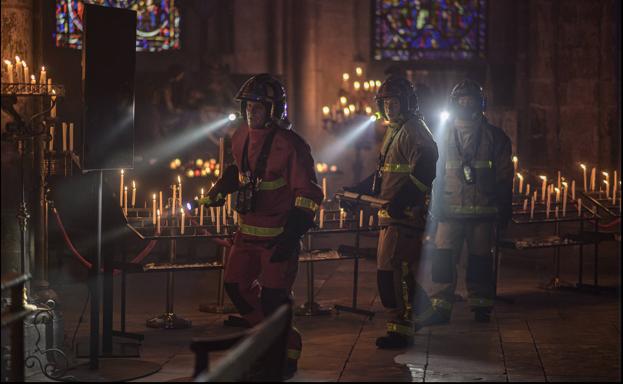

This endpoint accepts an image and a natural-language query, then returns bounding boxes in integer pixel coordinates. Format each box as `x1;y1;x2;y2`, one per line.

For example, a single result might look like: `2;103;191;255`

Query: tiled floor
26;229;620;382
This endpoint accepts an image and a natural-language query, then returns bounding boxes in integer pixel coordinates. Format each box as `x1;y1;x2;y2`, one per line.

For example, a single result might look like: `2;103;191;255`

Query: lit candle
210;206;215;223
156;209;161;234
355;66;363;77
69;123;74;151
124;186;128;216
540;175;547;202
172;184;177;216
571;180;576;200
353;81;361;91
233;211;238;225
4;60;14;83
159;191;163;218
555;187;560;203
50;90;57;118
152;193;157;225
216;206;221;233
62;122;67;151
49;125;54;151
178;176;182;207
590;167;596;191
30;74;35;93
322;177;327;201
14;56;22;83
227;194;232;216
512;156;518;172
525;183;530;197
39;66;46;85
119;169;124;207
180;208;185;235
22;63;28;88
580;164;587;191
359;209;363;227
200;188;204;226
562;183;568;216
132;181;136;207
517;173;524;194
369;214;374;226
577;198;582;216
47;78;52;93
523;198;528;212
319;208;324;229
339;208;344;228
602;172;609;199
322;106;330;117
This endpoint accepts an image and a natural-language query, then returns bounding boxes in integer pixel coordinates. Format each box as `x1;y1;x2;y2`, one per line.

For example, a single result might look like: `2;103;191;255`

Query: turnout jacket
432;116;513;222
378;116;439;229
231;122;324;238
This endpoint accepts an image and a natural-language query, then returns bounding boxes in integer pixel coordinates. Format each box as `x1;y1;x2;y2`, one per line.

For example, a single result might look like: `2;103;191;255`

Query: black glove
267;208;314;262
387;181;425;219
188;164;240;210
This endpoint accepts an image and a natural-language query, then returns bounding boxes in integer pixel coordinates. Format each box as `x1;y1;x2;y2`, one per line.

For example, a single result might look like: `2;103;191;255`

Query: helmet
374;76;418;120
449;79;486;115
235;74;288;121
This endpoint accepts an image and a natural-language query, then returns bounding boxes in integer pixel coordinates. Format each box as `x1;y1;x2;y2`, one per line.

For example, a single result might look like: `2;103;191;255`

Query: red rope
598;218;621;228
52;207;157;275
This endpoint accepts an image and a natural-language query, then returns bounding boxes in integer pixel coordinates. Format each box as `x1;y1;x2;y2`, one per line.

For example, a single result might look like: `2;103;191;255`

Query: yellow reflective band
382;163;411;173
378;209;414;219
401;262;411;320
409;175;429;193
431;298;453;311
259;177;287;191
447;205;498;215
295;196;319;212
239;222;284;237
446;160;493;169
468;297;494;308
387;322;415;336
287;349;301;360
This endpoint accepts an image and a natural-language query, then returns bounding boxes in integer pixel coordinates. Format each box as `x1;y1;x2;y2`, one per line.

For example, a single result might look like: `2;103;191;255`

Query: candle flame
355;67;363;76
4;60;11;65
15;56;20;63
340;96;347;105
562;181;568;187
132;180;136;188
353;81;361;90
124;186;127;191
30;74;35;81
178;175;181;183
201;188;204;194
602;171;608;177
157;209;160;216
180;208;184;214
539;175;547;181
41;66;45;71
555;187;559;193
517;173;523;179
512;156;518;163
603;180;608;185
322;106;330;115
580;163;586;170
121;169;124;175
153;193;156;199
342;73;349;81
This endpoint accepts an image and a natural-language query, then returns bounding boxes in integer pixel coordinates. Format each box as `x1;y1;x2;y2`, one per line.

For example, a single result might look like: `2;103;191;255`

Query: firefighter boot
473;308;491;323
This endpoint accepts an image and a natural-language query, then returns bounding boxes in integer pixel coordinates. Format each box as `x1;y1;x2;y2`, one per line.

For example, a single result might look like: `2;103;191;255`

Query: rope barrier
598;218;621;228
51;207;157;275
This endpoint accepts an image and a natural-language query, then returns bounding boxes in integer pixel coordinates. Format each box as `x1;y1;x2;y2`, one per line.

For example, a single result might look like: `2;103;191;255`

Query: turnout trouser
224;233;302;361
430;220;496;319
377;225;434;338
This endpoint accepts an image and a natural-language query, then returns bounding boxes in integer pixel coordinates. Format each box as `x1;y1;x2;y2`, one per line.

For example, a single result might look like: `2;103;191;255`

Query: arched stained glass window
55;0;180;52
373;0;487;61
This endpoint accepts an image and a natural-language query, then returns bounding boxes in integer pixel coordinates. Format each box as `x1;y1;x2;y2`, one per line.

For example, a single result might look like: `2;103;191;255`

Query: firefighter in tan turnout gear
347;76;439;349
430;79;513;323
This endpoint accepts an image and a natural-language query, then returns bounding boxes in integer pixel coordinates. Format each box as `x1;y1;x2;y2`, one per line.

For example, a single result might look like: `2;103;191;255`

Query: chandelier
321;66;382;134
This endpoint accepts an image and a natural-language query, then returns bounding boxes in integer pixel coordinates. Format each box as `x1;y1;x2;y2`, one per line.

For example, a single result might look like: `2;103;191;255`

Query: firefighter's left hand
267;234;301;262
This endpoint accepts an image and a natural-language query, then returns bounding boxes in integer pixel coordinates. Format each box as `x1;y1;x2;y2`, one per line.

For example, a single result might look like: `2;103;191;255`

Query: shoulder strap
241;128;278;181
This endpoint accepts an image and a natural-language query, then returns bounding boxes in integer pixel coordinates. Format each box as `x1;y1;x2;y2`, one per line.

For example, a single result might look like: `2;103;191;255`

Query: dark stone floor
26;227;620;382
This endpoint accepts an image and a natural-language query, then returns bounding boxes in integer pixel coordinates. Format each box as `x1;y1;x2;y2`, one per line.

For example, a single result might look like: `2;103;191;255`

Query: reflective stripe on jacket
378;116;438;228
432;117;513;220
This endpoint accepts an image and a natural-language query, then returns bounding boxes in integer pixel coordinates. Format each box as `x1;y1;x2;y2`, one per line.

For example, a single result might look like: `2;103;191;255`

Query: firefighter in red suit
196;74;323;378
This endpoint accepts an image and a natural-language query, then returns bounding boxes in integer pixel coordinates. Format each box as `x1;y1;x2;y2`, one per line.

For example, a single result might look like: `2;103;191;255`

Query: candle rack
1;82;65;97
44;150;81;177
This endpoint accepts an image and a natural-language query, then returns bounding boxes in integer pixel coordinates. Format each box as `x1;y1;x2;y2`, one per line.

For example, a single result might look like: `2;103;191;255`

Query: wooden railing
191;303;292;382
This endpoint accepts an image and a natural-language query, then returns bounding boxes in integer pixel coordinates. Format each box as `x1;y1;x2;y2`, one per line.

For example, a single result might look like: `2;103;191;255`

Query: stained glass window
373;0;486;61
55;0;180;52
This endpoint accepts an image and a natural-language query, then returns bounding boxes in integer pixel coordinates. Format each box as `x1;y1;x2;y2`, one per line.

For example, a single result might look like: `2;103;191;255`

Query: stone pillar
1;0;34;277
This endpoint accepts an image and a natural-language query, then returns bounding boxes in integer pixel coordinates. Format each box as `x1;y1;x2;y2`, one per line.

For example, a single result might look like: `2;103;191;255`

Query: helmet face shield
449;79;485;119
235;74;288;121
375;76;418;120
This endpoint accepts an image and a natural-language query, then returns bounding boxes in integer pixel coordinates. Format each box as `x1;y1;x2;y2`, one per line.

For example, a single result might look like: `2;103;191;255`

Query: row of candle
3;56;47;84
47;122;74;152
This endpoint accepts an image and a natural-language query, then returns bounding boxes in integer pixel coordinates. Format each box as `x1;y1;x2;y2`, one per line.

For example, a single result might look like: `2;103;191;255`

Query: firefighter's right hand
188;193;226;210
